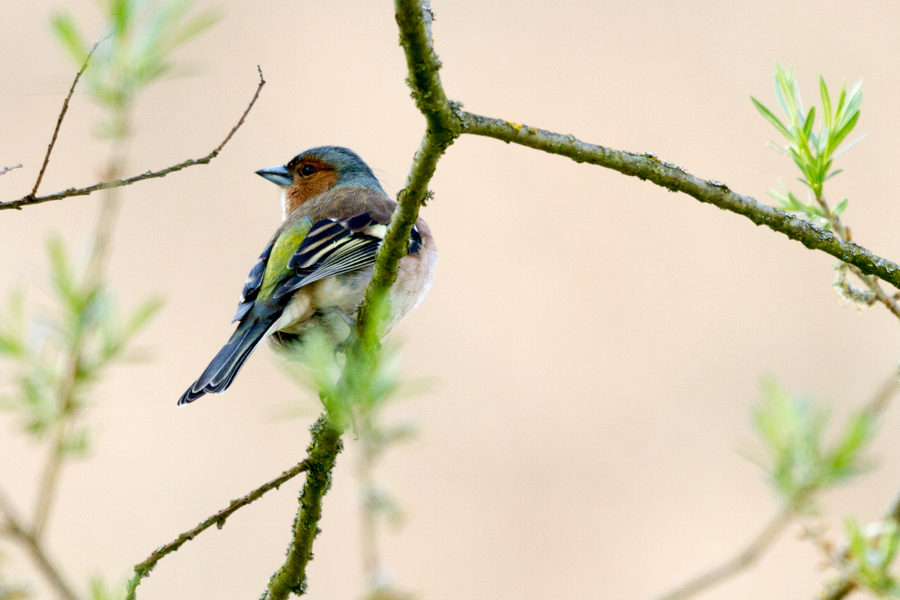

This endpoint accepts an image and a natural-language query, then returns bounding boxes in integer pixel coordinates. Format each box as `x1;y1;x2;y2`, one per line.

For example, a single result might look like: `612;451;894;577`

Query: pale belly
266;232;438;349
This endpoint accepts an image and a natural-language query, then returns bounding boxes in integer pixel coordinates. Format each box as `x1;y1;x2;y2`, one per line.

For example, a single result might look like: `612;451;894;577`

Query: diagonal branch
124;457;310;600
31;37;105;199
656;508;794;600
0;165;22;177
0;485;81;600
456;113;900;291
1;66;266;212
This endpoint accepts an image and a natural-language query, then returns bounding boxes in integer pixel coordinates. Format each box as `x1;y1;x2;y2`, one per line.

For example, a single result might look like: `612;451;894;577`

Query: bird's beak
255;165;293;187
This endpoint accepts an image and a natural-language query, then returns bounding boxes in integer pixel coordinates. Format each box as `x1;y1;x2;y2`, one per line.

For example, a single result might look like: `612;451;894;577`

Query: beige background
2;1;900;599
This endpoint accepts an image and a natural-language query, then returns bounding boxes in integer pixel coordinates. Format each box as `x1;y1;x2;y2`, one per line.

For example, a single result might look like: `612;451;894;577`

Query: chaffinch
178;146;437;406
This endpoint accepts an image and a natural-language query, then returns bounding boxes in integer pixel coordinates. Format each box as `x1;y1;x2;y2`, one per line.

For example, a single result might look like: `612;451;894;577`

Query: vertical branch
356;0;458;339
261;416;343;600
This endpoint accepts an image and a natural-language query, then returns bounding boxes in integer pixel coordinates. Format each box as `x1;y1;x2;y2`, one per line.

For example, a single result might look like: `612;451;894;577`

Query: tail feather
178;316;275;406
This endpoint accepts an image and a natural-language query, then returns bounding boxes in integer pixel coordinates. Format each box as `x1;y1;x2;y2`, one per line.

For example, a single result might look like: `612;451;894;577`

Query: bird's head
256;146;385;217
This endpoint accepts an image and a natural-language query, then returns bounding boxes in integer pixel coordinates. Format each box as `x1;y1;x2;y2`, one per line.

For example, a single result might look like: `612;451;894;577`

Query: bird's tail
177;315;276;406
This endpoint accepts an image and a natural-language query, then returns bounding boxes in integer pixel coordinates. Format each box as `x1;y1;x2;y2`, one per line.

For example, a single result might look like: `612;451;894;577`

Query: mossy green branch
123;457;310;600
261;416;343;600
457;112;900;290
356;0;459;339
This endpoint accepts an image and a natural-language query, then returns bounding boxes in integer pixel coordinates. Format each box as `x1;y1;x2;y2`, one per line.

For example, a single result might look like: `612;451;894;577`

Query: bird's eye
300;164;317;176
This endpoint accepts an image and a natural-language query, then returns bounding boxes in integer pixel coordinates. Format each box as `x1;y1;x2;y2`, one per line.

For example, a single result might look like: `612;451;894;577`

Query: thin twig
1;66;266;212
0;165;22;177
810;194;900;320
31;38;104;198
124;457;310;600
0;485;80;600
261;416;343;600
656;509;794;600
864;366;900;416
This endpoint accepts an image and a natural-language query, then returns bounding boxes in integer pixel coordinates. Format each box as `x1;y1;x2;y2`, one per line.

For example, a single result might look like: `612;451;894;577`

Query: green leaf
50;12;89;63
834;197;849;216
819;76;833;130
123;295;163;341
830;109;861;153
752;97;792;139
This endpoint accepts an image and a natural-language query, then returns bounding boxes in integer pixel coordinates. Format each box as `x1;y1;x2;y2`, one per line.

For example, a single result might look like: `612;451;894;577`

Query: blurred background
1;1;900;599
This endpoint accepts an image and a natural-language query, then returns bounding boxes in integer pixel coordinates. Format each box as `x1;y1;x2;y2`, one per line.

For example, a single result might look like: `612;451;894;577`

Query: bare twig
864;366;900;417
261;416;343;600
0;486;80;600
124;457;310;600
656;509;794;600
30;38;104;198
1;66;266;212
0;165;22;177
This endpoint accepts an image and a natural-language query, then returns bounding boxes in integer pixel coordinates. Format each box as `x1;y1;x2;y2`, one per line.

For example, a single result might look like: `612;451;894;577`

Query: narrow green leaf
830;110;861;153
50;12;89;62
819;76;833;130
752;97;792;139
824;168;845;182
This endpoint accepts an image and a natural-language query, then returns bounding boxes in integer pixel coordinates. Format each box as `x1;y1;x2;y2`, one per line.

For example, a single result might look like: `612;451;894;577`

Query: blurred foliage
89;575;125;600
838;518;900;597
752;63;863;228
281;296;403;431
0;553;28;600
0;238;161;453
751;379;876;511
51;0;221;137
279;296;423;600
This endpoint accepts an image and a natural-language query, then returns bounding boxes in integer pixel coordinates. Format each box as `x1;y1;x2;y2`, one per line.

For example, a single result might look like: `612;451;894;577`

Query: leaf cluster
280;295;406;433
52;0;221;136
752;63;863;226
752;379;876;510
0;238;161;453
839;518;900;596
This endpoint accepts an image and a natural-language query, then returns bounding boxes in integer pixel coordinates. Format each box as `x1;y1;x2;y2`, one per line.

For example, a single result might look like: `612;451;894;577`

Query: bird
177;146;437;406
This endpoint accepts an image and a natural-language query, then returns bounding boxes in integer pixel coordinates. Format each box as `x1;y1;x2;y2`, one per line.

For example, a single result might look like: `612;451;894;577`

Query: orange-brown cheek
283;171;340;215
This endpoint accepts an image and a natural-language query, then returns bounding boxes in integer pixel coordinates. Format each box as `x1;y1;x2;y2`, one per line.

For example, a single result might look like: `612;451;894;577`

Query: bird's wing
232;212;423;318
273;213;388;299
232;240;275;322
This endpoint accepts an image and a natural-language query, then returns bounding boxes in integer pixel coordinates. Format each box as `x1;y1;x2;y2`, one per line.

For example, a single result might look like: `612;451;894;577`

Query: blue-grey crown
292;146;386;194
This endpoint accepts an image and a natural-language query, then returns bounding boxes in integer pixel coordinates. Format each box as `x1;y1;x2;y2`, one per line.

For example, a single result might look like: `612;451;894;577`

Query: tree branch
30;38;104;199
123;457;310;600
0;165;22;178
812;369;900;600
1;66;266;212
261;416;343;600
0;485;81;600
656;508;794;600
456;112;900;291
356;0;458;338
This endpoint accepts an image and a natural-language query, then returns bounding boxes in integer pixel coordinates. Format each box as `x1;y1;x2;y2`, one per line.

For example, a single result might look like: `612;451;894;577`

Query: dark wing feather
273;214;386;299
232;241;274;323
